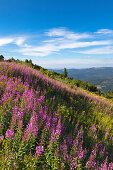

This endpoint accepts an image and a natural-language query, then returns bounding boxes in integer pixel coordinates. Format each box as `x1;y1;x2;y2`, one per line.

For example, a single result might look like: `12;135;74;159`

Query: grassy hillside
6;58;100;95
0;61;113;169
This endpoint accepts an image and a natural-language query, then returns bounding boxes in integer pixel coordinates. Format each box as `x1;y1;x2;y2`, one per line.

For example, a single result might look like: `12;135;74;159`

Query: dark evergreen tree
0;55;4;61
25;59;29;63
29;59;32;64
64;68;68;78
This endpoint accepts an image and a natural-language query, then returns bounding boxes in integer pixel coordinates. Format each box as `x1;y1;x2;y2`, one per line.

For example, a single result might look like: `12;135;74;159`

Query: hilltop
0;61;113;169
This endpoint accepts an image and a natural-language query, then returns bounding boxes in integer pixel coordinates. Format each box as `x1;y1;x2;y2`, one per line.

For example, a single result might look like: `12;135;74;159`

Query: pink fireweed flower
50;117;62;143
22;113;38;141
6;129;14;140
86;144;97;169
108;163;113;169
66;135;72;145
37;95;45;103
100;157;108;169
12;106;19;114
69;117;71;121
105;132;109;138
45;116;51;130
86;161;96;169
43;114;47;120
75;122;79;128
26;122;38;137
55;117;62;137
0;136;4;142
90;125;96;131
18;111;24;118
35;146;44;157
60;140;68;161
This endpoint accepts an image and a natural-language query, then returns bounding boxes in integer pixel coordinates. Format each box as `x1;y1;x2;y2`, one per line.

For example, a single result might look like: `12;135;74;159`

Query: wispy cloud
78;46;113;54
20;39;112;57
19;28;112;57
0;38;14;46
0;36;26;47
15;37;26;46
96;29;113;35
46;28;92;40
20;44;58;57
1;27;113;68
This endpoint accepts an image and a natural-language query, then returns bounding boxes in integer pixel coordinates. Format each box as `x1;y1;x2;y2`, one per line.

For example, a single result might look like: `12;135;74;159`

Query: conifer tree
0;55;4;61
64;67;68;78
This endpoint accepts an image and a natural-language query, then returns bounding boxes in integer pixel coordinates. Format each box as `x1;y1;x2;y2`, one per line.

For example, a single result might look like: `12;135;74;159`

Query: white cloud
0;38;14;46
23;51;52;57
19;28;113;57
20;39;112;57
23;44;31;48
0;36;26;47
15;37;26;46
46;28;92;40
58;40;111;49
78;46;113;54
96;29;113;35
1;27;113;64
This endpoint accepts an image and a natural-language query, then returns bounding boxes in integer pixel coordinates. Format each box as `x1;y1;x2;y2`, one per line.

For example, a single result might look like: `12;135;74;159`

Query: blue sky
0;0;113;68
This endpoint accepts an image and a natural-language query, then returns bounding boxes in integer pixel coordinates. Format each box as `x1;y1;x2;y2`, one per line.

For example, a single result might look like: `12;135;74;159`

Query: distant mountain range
53;67;113;93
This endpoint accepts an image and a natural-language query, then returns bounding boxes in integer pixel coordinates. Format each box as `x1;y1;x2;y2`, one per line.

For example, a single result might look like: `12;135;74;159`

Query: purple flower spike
6;129;14;140
35;145;44;157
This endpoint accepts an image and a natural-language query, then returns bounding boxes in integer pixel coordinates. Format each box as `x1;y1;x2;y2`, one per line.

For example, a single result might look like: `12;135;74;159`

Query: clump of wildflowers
6;129;14;140
35;145;44;157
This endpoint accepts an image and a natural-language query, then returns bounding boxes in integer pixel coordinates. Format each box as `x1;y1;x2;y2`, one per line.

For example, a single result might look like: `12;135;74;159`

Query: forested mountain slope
54;67;113;93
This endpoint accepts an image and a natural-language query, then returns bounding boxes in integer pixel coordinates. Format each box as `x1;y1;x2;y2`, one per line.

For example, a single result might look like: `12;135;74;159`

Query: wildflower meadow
0;61;113;169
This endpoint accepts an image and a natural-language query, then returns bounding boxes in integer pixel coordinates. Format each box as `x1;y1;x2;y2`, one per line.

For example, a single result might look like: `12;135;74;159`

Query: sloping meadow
0;62;113;169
